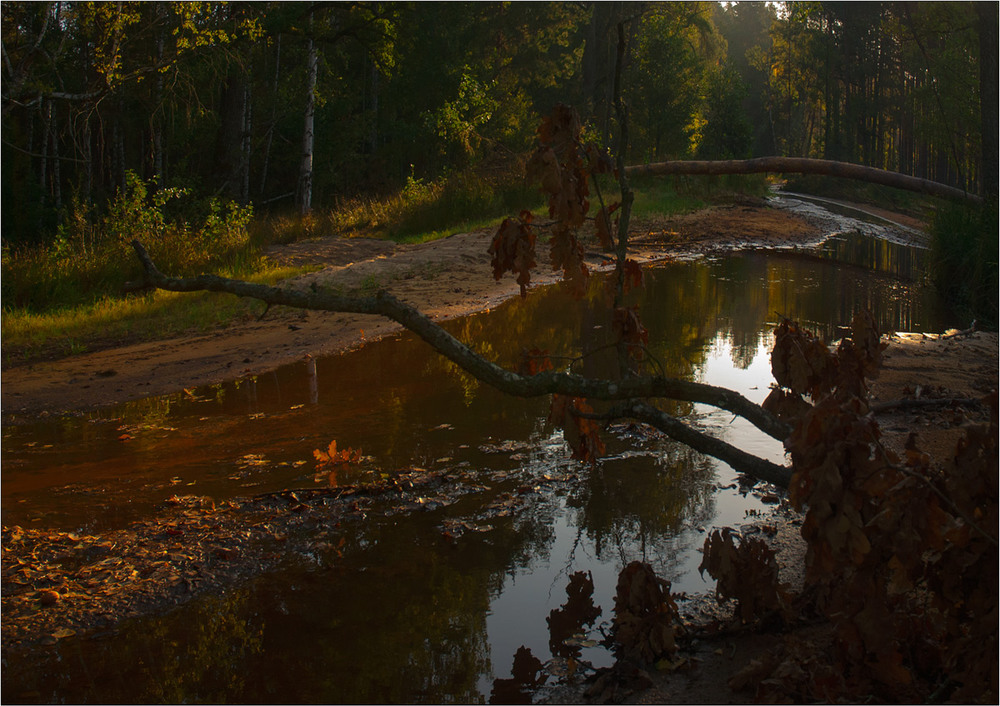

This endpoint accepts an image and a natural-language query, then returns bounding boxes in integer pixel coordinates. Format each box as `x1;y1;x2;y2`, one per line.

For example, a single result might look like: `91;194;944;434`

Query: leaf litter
1;458;585;653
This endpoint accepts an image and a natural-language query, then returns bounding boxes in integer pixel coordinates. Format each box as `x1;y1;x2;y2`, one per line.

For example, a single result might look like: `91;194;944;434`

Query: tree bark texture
625;156;984;204
977;1;998;201
298;29;318;216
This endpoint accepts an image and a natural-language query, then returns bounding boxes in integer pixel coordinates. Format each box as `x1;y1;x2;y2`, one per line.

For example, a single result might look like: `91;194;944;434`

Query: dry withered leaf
612;561;680;664
488;216;537;297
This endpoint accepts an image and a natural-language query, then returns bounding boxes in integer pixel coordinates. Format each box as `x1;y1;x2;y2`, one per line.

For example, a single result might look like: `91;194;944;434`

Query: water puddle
1;209;957;703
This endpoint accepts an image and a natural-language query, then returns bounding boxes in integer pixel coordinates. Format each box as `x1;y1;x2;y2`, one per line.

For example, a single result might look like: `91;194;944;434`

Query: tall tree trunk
366;51;379;155
39;102;49;210
152;14;166;191
113;111;127;193
82;112;93;205
50;100;61;209
582;2;620;146
298;20;318;216
977;1;998;200
259;32;282;199
215;72;249;202
240;81;252;204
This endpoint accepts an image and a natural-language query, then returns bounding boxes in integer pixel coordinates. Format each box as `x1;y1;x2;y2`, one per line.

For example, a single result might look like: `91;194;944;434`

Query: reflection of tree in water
4;493;561;704
489;645;547;704
3;591;264;703
490;571;601;705
244;503;558;704
546;571;602;660
565;443;717;581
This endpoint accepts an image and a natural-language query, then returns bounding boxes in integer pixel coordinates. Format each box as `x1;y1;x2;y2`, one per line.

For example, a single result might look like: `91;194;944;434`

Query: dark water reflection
2;233;956;704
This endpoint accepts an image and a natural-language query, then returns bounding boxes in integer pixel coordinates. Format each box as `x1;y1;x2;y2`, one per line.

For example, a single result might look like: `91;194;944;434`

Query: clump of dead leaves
578;313;996;705
713;312;998;703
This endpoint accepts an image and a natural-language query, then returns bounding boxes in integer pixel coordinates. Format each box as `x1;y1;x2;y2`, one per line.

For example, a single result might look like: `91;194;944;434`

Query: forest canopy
2;1;995;246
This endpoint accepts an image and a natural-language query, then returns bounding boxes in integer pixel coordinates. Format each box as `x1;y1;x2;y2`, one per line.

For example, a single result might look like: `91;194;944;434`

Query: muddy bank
542;330;998;705
2;200;825;419
1;463;554;652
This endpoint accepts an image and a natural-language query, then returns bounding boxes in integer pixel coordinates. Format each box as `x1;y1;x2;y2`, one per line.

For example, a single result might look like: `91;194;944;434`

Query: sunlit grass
2;165;769;364
2;263;316;364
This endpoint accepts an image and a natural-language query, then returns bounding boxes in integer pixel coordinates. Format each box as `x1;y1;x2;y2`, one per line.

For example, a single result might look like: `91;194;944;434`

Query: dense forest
2;1;996;246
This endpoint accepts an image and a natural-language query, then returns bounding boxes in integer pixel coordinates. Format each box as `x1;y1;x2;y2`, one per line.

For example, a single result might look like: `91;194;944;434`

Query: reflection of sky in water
484;333;787;693
699;335;786;464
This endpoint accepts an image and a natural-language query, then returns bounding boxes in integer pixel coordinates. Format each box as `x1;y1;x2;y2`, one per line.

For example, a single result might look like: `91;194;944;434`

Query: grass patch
1;171;322;364
629;173;771;217
2;163;769;365
2;264;314;364
248;165;543;248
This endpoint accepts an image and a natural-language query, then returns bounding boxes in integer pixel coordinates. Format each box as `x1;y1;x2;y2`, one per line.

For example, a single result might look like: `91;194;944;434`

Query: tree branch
599;401;792;488
127;240;791;442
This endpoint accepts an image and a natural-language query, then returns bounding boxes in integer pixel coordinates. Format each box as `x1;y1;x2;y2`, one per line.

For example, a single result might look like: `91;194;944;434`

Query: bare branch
597;401;792;488
128;240;791;442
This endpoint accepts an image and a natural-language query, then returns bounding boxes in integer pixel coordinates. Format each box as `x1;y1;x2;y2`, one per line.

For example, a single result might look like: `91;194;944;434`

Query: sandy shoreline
2;200;826;419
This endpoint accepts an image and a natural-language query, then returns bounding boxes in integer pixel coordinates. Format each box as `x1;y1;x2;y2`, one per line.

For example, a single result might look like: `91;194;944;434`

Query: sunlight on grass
2;166;769;364
2;263;317;363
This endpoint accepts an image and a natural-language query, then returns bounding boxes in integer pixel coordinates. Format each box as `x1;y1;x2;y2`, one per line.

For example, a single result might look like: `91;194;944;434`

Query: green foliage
630;2;724;161
929;204;999;327
386;166;541;243
424;66;499;161
696;67;754;160
2;172;256;313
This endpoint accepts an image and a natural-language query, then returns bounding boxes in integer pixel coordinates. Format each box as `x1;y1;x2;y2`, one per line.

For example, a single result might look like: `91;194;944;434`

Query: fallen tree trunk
625;157;983;205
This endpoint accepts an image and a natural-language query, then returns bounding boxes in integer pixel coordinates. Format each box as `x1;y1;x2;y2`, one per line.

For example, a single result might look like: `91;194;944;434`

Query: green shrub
2;172;256;313
387;165;538;242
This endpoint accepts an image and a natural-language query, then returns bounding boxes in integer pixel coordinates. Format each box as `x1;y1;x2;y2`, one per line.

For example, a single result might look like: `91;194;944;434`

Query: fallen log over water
625;157;983;205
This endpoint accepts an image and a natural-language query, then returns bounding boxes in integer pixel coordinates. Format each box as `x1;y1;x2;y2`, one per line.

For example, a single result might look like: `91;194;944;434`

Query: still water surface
2;222;955;703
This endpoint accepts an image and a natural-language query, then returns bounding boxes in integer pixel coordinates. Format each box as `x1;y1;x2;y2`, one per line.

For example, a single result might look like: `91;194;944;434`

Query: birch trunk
297;23;318;216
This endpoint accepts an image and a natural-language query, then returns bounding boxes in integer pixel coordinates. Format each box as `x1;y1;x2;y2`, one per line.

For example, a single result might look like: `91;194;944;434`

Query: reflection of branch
128;240;791;443
580;401;792;488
